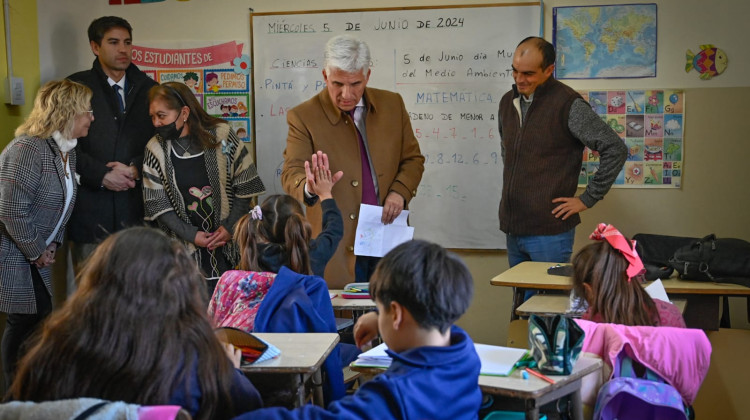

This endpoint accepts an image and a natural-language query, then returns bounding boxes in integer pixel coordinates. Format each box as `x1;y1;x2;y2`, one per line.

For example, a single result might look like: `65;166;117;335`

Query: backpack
633;233;699;281
668;234;750;287
594;354;688;420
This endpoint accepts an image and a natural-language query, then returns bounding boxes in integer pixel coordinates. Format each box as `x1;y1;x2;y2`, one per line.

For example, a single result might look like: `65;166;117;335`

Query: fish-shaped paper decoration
686;45;728;80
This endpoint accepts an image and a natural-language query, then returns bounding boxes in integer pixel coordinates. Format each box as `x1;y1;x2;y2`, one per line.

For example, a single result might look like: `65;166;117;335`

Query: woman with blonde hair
9;227;262;419
0;79;92;386
143;82;265;295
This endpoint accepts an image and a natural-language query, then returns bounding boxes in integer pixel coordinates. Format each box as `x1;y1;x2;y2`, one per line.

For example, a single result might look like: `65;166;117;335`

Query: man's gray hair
324;35;371;75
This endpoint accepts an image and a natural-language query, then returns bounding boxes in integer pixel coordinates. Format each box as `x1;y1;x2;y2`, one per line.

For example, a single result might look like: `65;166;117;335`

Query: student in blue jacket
236;239;482;420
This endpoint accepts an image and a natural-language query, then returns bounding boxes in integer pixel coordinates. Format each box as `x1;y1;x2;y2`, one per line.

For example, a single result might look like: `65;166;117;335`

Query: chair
0;398;191;420
574;319;712;408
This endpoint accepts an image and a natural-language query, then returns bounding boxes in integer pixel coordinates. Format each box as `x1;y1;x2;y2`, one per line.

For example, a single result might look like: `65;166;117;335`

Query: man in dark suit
67;16;157;268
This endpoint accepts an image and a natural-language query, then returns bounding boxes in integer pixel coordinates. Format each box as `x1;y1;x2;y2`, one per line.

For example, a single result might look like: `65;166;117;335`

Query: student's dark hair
518;36;556;69
572;240;659;326
370;240;473;333
149;82;226;149
9;227;238;420
87;16;133;45
234;194;312;275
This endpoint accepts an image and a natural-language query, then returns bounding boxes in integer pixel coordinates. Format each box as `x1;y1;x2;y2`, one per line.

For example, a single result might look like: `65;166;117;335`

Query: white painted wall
38;0;749;87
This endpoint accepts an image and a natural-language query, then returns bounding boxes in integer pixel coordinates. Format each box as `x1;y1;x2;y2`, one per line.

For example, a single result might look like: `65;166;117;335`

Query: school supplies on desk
214;327;281;365
547;264;573;276
342;282;371;299
474;344;529;376
524;367;556;384
351;342;528;376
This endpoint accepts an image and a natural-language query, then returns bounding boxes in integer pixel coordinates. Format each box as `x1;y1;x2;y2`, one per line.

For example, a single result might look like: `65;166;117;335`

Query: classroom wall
26;0;750;346
0;0;39;145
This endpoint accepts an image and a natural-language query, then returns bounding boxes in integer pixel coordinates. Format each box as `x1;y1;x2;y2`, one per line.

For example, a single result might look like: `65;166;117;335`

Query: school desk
329;290;377;312
490;261;750;330
515;294;687;318
350;355;602;420
241;333;339;407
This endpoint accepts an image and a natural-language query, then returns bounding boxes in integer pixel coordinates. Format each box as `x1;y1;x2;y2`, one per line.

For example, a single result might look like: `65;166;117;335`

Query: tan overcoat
282;87;424;288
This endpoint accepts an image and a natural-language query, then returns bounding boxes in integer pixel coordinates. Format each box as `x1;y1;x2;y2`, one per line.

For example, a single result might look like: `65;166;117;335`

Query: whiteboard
252;4;541;249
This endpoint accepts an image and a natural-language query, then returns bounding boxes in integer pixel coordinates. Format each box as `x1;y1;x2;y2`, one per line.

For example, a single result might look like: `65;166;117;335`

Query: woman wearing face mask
143;82;265;296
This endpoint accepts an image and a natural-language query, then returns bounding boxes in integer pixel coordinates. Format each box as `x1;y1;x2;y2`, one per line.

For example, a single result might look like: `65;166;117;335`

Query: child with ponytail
571;223;686;327
234;151;343;277
209;151;342;331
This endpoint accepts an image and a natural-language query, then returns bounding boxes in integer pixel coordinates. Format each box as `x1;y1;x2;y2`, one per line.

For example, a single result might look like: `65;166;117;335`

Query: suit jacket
0;136;77;314
67;60;158;243
282;88;424;288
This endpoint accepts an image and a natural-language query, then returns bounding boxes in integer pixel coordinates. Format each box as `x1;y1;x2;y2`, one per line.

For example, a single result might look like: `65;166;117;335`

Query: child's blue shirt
237;325;482;420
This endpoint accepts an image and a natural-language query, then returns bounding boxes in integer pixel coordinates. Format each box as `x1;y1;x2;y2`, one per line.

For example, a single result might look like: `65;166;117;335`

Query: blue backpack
594;354;688;420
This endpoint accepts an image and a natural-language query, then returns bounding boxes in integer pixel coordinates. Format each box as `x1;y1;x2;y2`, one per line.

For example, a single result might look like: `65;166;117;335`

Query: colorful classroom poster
578;89;684;188
133;42;253;143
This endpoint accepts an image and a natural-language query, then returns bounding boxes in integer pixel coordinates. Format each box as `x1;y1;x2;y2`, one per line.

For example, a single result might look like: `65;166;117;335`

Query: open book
351;342;527;376
214;327;281;365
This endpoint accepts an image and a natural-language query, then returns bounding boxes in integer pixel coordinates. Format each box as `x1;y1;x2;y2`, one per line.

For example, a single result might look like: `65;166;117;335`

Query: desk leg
292;374;305;407
311;369;325;407
524;406;540;420
511;287;524;321
570;388;584;420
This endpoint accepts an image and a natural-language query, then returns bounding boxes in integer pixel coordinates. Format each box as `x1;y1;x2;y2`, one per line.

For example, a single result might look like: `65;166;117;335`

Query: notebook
214;327;281;365
342;282;371;299
351;342;527;376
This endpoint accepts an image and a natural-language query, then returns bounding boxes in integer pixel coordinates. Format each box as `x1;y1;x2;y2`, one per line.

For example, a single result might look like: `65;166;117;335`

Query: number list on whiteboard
252;4;540;249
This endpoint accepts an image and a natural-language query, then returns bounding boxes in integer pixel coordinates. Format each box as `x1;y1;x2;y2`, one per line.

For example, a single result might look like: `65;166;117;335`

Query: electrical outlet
5;77;25;105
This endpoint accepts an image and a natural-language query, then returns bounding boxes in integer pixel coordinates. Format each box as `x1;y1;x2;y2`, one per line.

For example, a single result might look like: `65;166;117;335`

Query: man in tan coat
282;35;424;288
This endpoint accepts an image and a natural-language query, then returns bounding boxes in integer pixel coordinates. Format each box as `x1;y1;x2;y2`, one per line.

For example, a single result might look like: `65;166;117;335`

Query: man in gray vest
498;37;626;279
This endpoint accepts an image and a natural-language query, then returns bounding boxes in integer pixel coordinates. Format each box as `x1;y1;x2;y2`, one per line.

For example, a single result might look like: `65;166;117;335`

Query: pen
525;368;555;384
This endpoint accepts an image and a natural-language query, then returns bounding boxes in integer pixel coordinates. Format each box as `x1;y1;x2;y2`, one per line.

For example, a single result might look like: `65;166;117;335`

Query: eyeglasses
83;110;94;117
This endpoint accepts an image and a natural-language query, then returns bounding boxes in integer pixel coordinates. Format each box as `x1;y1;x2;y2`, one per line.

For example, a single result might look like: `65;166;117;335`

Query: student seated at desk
236;240;482;420
572;223;685;327
208;151;342;332
210;159;349;404
8;227;262;420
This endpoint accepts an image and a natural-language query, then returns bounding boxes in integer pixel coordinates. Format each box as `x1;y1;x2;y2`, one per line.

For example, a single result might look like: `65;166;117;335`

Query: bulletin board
251;3;541;249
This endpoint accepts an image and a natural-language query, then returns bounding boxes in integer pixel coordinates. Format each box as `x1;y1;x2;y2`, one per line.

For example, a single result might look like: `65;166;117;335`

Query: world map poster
578;89;684;188
553;4;657;79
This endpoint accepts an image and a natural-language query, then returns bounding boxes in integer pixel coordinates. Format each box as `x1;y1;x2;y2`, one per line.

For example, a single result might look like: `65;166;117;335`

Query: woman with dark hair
8;226;262;420
0;79;92;386
143;82;265;294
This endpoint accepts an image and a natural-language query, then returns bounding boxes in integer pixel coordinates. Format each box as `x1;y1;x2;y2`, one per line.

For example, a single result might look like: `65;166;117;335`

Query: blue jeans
507;228;575;301
354;256;380;283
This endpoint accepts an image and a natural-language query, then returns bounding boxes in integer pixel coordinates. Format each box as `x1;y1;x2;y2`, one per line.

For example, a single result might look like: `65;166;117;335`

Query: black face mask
155;117;184;140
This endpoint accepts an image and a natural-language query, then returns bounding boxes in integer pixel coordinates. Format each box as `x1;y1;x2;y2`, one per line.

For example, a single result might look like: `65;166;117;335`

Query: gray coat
0;135;77;314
